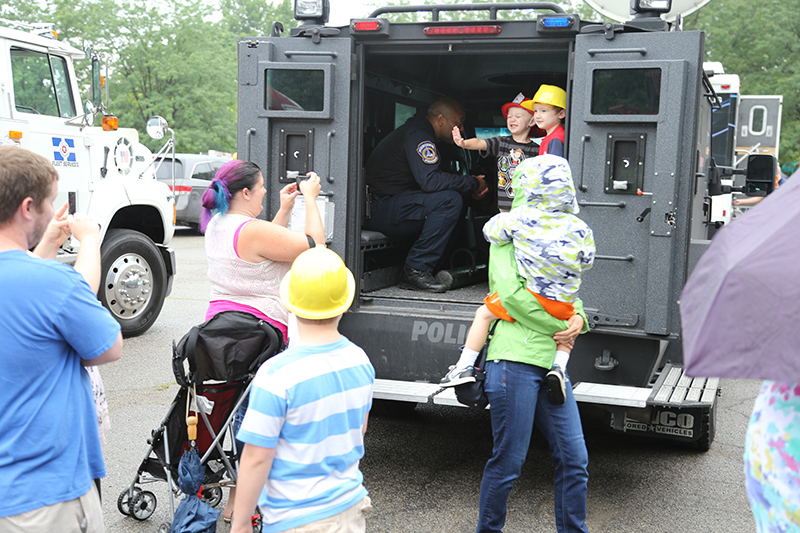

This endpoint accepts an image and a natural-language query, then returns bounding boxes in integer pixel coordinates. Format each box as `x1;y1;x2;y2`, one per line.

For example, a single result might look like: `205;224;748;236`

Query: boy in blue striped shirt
232;247;375;533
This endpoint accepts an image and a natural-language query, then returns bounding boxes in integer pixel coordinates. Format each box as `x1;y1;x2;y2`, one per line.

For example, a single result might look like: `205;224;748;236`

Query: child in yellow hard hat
531;84;567;157
232;246;375;532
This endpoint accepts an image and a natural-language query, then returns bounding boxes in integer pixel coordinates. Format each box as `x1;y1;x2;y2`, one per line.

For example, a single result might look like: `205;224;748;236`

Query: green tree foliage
220;0;295;38
1;0;295;154
4;1;794;161
105;0;239;154
685;0;800;163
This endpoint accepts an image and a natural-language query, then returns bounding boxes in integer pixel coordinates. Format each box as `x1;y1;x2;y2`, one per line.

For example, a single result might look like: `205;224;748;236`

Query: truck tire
100;229;168;337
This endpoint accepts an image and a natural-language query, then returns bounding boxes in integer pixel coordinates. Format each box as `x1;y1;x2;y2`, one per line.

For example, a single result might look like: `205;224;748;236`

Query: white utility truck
0;20;176;336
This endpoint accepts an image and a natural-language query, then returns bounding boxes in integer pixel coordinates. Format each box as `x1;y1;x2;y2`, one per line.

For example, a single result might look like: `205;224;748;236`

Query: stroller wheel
158;522;171;533
199;486;223;507
129;490;157;521
116;487;141;516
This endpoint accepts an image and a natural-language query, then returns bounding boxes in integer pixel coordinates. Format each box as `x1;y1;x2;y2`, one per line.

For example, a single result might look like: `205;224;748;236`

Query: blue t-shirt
0;250;121;517
238;336;375;532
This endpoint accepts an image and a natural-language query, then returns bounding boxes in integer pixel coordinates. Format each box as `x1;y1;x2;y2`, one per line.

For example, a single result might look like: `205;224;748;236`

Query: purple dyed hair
199;159;262;233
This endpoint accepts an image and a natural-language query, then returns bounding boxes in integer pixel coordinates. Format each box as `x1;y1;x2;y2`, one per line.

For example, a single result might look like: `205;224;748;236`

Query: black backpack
172;311;286;386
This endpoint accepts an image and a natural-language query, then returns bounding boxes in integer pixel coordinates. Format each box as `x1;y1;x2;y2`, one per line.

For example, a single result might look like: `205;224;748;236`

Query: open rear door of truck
237;33;354;260
568;28;718;449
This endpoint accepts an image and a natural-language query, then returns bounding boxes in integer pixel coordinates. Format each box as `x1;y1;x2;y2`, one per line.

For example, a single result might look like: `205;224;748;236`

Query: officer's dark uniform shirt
365;113;478;198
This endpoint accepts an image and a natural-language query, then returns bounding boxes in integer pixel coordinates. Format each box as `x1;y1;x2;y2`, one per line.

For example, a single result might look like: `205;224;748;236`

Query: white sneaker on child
439;365;477;387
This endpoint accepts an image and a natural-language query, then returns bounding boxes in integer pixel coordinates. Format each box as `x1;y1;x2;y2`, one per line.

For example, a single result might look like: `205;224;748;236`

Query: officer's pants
364;189;463;272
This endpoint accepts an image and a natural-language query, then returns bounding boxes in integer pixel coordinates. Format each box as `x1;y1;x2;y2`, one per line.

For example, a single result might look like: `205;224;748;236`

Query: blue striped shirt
238;335;374;532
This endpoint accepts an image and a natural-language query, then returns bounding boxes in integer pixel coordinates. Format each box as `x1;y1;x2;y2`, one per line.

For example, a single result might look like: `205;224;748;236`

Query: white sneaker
439;365;477;388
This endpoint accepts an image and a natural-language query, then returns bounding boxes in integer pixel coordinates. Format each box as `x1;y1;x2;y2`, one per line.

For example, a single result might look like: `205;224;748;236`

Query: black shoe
546;366;566;406
400;265;447;293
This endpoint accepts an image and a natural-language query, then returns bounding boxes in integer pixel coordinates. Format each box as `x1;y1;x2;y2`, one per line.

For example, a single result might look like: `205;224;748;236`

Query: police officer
364;97;487;292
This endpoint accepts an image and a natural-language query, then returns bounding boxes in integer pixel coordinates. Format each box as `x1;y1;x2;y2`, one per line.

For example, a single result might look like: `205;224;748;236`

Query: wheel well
107;205;165;244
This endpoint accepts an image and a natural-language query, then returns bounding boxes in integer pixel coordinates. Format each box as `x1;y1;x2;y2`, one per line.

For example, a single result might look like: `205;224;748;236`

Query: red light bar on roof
350;18;390;36
353;20;383;32
423;25;502;36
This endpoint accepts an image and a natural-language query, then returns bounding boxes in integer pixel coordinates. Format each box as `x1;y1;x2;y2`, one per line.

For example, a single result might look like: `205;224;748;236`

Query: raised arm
298;173;326;245
237;172;325;264
32;201;70;259
69;214;102;293
452;126;488;151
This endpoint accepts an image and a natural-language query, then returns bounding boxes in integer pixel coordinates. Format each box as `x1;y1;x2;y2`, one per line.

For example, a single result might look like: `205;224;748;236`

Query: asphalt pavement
100;230;760;533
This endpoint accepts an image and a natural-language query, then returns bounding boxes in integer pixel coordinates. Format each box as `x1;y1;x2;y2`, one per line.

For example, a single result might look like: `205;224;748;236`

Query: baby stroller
117;311;285;531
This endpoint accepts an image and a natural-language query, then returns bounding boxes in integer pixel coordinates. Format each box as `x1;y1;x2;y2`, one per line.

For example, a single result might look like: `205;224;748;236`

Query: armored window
591;68;662;115
394;103;416;129
265;69;324;112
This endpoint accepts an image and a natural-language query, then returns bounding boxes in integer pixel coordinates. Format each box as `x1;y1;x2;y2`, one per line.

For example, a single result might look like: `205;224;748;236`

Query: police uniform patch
417;141;439;164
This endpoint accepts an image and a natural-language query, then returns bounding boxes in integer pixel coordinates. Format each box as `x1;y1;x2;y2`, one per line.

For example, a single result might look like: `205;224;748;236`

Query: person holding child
231;246;375;533
474;155;592;533
440;155;595;408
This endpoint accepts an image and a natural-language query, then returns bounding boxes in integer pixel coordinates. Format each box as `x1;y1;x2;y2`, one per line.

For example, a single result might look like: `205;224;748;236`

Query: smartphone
68;191;77;215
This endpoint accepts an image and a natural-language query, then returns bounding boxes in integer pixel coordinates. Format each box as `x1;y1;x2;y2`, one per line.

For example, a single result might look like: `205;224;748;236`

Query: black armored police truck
235;0;776;449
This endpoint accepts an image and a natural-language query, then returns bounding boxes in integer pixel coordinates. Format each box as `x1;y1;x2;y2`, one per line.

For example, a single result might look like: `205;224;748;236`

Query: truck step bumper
573;363;719;409
373;379;443;403
372;379;486;408
373;364;719;411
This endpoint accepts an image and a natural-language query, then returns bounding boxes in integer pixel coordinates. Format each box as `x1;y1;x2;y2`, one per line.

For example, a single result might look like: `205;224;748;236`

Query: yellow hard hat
280;247;355;320
532;85;567;109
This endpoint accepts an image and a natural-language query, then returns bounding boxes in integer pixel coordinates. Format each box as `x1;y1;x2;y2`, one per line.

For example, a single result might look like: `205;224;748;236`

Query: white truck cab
0;21;176;337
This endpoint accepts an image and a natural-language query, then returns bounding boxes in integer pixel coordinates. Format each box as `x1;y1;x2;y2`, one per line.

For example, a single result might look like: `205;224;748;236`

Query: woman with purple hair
200;159;325;520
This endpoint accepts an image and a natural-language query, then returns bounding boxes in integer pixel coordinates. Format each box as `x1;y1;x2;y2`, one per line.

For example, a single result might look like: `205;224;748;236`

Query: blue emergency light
537;15;578;32
541;16;573;28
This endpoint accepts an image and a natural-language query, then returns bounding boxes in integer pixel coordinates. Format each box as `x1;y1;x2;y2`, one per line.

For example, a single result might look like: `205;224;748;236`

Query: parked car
155;153;232;228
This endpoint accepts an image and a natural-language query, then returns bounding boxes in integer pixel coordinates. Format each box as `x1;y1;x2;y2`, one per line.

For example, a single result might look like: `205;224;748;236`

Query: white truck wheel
100;229;168;337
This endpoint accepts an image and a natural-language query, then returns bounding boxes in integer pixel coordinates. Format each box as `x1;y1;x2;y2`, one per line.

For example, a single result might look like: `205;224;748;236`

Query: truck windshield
10;47;76;118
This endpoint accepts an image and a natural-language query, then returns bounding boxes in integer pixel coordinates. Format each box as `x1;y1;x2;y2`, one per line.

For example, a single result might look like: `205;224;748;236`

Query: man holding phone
0;146;122;532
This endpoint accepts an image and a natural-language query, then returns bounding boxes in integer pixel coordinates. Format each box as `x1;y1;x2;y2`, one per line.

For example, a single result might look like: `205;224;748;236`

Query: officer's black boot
400;265;447;293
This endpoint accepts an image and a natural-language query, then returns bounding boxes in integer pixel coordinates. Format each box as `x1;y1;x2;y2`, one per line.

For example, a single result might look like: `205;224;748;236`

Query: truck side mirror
147;116;170;140
83;100;96;127
744;154;778;197
91;57;102;111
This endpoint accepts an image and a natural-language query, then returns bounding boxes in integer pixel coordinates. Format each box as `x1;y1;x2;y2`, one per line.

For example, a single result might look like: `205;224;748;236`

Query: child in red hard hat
452;92;544;211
